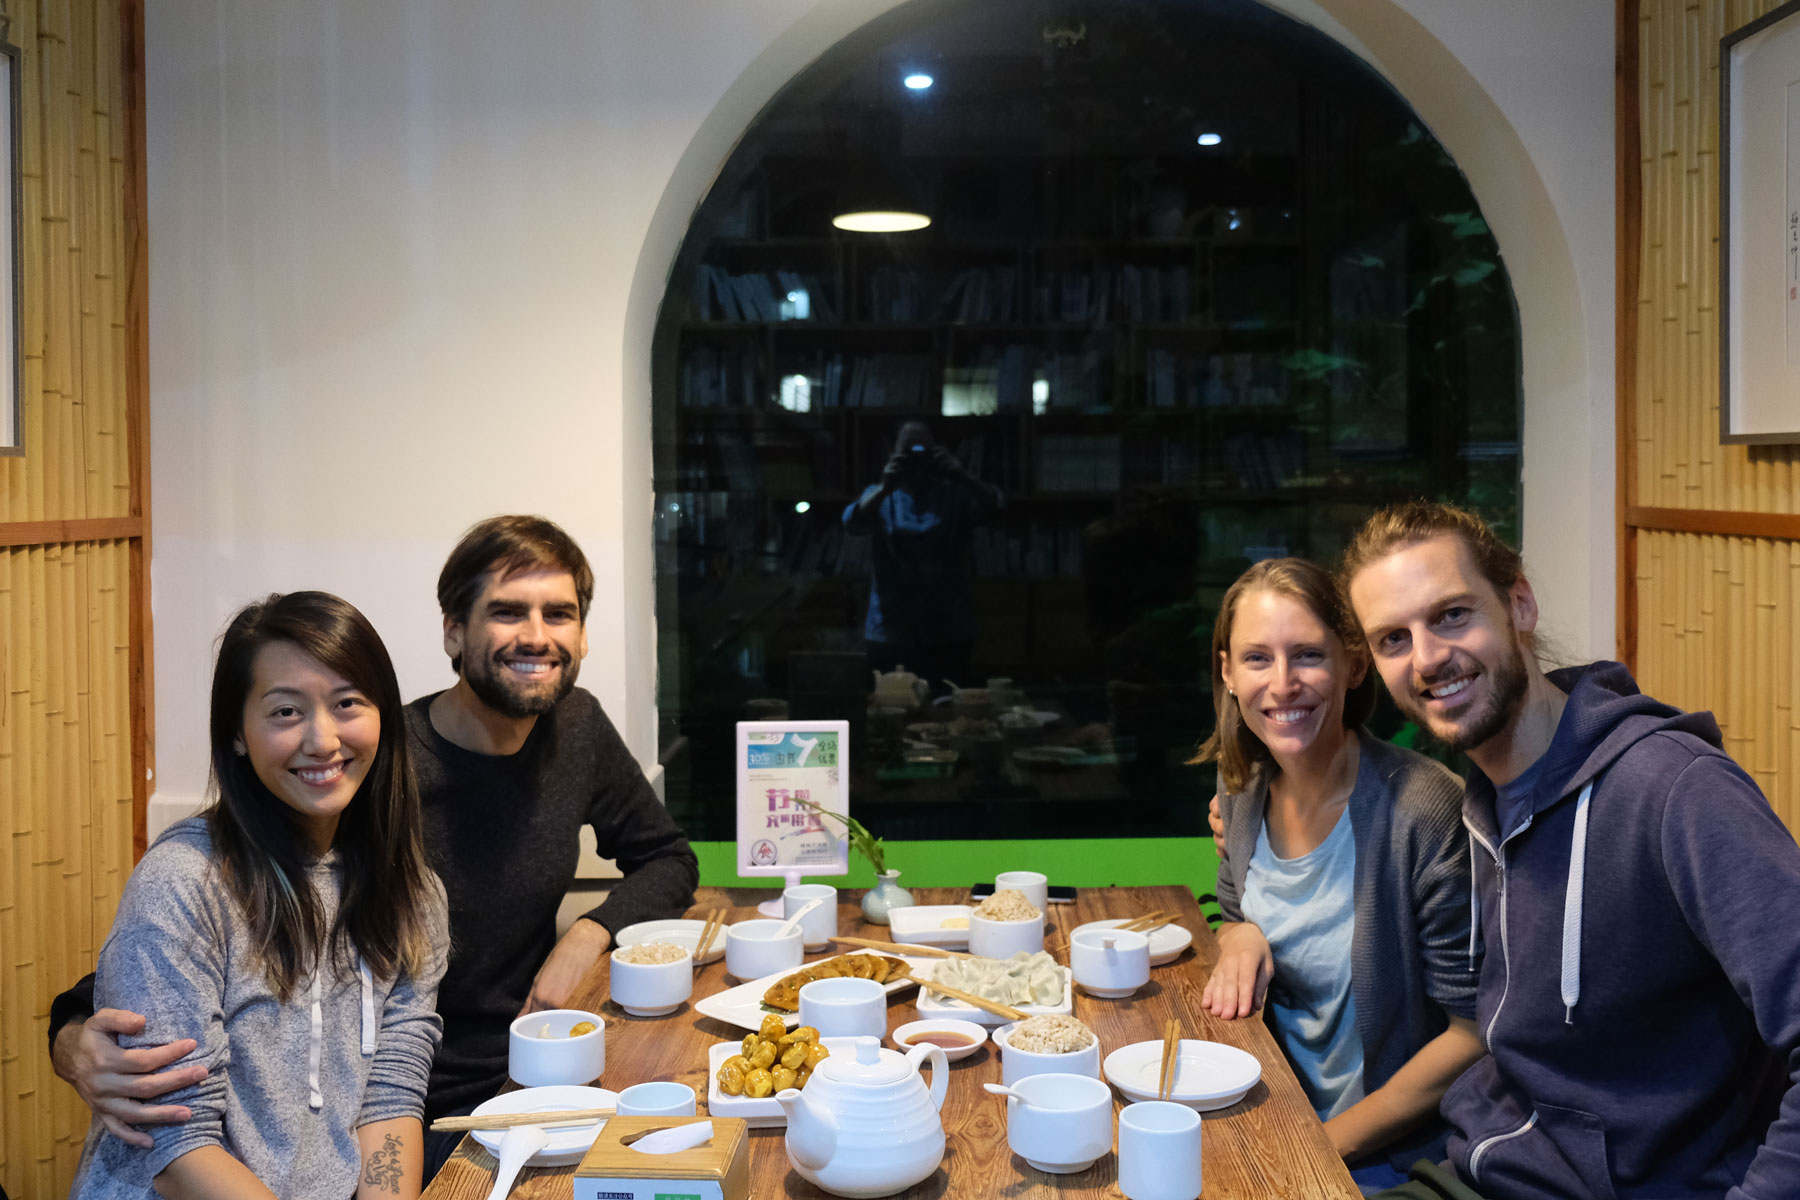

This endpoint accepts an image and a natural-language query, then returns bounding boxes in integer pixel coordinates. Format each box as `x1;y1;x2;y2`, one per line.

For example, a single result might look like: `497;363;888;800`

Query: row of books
692;266;838;322
1031;265;1197;323
1144;351;1288;409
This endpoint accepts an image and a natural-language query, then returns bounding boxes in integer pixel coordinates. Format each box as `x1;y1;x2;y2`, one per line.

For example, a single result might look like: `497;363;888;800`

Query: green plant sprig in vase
791;796;914;923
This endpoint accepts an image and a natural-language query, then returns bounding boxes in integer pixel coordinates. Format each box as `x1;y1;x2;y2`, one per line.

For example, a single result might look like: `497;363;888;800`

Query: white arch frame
618;0;1609;740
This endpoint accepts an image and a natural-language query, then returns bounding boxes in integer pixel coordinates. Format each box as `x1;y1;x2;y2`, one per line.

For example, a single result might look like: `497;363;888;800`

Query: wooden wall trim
0;515;142;545
1616;0;1641;672
1624;505;1800;540
122;0;152;859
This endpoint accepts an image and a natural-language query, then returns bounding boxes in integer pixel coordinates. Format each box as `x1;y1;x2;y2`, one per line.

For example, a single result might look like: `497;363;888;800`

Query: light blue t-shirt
1239;805;1365;1120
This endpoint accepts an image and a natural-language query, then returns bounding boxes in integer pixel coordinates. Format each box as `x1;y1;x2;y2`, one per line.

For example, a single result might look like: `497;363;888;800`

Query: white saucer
891;1018;989;1062
470;1084;618;1166
1102;1039;1260;1111
1070;918;1195;967
615;918;726;966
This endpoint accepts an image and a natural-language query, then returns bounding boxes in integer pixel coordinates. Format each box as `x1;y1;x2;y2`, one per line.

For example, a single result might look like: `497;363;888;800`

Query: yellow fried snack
721;1054;750;1075
760;955;909;1011
741;1032;761;1057
744;1067;774;1098
778;1026;819;1045
780;1041;807;1070
803;1041;831;1069
771;1064;797;1092
717;1063;745;1096
794;1064;811;1088
760;1014;788;1041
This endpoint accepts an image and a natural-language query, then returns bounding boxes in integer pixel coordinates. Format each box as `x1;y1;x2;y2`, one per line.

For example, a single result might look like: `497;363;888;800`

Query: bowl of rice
969;889;1045;959
610;942;694;1017
994;1014;1101;1084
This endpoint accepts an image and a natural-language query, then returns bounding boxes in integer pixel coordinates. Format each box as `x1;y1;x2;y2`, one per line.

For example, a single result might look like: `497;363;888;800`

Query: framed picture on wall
0;38;17;456
1722;0;1800;443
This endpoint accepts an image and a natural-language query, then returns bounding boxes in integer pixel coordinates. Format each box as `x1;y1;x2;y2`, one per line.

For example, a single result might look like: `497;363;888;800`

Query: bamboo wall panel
1628;1;1800;842
0;0;145;1196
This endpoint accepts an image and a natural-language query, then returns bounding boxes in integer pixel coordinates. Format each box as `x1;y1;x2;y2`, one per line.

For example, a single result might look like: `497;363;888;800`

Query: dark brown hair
437;515;594;669
1192;558;1374;794
207;591;437;1000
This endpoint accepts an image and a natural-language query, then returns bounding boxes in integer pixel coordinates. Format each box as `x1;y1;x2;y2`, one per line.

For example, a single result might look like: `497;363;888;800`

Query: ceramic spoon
483;1124;550;1200
775;898;825;938
982;1083;1040;1106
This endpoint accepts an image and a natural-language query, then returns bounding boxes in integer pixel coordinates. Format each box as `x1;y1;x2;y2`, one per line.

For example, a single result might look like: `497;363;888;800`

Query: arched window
652;0;1520;841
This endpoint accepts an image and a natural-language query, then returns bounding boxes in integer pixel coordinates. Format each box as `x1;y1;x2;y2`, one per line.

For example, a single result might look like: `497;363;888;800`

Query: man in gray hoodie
1343;503;1800;1200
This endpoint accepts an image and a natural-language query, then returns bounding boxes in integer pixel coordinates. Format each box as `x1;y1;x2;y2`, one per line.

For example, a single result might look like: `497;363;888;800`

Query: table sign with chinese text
734;720;850;879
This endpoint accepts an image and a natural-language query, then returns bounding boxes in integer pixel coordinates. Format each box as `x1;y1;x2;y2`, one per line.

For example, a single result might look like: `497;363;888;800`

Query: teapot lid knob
854;1036;882;1065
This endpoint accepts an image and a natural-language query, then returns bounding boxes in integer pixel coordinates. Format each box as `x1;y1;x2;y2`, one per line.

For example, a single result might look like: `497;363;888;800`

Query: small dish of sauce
904;1031;975;1048
892;1018;988;1061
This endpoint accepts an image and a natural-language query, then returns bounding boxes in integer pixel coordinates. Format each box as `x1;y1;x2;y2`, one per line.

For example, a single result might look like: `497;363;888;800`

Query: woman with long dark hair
73;592;448;1199
1195;558;1482;1188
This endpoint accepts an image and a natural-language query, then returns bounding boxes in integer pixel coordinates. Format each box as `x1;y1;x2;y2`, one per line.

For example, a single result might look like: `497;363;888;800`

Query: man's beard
463;645;579;719
1411;639;1531;754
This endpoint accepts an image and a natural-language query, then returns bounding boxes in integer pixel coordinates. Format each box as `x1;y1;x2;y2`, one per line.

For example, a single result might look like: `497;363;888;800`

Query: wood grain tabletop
423;885;1358;1200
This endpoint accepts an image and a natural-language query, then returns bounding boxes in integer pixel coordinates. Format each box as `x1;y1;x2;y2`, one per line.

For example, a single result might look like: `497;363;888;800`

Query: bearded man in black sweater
48;516;699;1175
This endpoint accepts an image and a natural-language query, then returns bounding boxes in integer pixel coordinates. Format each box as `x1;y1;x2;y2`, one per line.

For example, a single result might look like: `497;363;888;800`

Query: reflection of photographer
843;420;1003;693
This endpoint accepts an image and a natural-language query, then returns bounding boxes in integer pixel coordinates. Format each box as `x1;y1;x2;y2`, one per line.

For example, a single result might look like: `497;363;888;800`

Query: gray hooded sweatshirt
71;818;448;1198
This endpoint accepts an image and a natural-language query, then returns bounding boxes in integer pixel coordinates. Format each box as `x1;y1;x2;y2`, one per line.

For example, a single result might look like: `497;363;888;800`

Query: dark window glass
652;0;1521;841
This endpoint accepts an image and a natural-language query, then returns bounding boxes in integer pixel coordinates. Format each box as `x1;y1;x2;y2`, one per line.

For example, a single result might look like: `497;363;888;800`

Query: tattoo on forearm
364;1133;404;1194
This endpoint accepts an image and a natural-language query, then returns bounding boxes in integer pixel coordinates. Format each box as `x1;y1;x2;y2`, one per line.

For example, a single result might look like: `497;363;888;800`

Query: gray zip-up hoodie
71;818;448;1198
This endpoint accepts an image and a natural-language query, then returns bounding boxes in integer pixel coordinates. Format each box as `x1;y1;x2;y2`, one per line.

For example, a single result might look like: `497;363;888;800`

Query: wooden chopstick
1158;1019;1181;1101
1119;910;1174;934
831;935;977;960
902;974;1028;1021
693;907;727;960
429;1106;616;1133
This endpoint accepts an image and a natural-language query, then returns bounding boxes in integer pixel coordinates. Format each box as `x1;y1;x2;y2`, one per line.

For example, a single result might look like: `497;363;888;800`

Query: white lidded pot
776;1035;948;1198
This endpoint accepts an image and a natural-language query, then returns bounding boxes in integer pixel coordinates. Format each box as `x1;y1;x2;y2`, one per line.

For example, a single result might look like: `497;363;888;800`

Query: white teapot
776;1036;948;1198
871;666;929;710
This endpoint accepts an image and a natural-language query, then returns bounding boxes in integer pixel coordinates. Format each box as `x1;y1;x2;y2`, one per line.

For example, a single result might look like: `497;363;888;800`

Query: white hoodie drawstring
1560;783;1595;1023
359;956;376;1055
308;969;324;1110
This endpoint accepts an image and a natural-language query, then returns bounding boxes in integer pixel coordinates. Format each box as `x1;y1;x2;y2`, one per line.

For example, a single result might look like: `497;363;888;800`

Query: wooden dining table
422;885;1358;1200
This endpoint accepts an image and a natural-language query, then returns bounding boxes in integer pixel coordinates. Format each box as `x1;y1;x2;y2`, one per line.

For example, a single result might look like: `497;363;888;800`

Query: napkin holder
573;1116;749;1200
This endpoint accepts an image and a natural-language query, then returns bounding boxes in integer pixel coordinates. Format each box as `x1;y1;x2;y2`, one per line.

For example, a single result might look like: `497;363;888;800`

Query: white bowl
1004;1071;1114;1174
994;1019;1101;1085
609;945;695;1016
724;918;806;981
1069;927;1151;998
995;871;1049;912
968;910;1045;959
891;1018;989;1063
616;1080;697;1117
508;1009;605;1087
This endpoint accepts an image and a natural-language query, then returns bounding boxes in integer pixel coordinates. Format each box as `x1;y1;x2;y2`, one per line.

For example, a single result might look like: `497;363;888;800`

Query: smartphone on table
971;882;1077;903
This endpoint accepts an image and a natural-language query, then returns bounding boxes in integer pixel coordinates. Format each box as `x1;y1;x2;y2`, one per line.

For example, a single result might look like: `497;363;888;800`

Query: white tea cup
782;883;839;950
1070;927;1151;998
1004;1072;1114;1174
995;1020;1102;1085
969;910;1045;960
617;1081;698;1117
1118;1101;1203;1200
725;918;805;981
507;1009;604;1087
798;975;887;1039
996;870;1049;912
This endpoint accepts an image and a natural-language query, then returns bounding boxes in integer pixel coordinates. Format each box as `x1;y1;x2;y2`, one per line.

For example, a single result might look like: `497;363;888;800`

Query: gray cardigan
1215;734;1477;1116
71;819;448;1198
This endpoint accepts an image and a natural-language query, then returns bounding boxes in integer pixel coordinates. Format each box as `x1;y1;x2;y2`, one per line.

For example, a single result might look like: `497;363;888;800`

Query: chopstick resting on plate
904;974;1028;1021
429;1106;616;1133
693;907;727;960
1158;1019;1181;1101
832;935;977;960
1119;910;1174;934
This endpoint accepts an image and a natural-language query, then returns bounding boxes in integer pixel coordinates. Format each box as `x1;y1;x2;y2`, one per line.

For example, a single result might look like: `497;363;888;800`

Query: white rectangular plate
887;904;973;947
692;951;933;1033
705;1037;859;1126
914;964;1073;1026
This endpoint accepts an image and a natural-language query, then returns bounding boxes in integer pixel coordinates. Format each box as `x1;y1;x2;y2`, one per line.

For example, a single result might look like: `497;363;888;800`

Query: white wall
146;0;1615;815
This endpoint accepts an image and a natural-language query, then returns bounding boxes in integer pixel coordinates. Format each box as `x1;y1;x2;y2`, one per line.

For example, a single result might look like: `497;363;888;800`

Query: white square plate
691;950;932;1033
887;905;973;947
913;964;1073;1026
1102;1039;1261;1111
705;1037;858;1126
1069;918;1194;967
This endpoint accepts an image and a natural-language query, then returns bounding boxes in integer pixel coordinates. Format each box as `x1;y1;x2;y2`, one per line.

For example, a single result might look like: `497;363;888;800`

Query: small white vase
860;870;914;925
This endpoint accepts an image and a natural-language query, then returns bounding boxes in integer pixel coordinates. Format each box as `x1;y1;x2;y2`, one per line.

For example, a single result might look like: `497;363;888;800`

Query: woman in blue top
1195;558;1483;1184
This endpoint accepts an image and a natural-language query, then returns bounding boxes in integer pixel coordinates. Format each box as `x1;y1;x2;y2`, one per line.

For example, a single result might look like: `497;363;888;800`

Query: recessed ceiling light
904;73;934;91
1197;132;1223;147
832;210;932;233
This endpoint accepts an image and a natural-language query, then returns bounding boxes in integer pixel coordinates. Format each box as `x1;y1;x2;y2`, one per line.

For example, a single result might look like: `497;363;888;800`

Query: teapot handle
922;1043;948;1111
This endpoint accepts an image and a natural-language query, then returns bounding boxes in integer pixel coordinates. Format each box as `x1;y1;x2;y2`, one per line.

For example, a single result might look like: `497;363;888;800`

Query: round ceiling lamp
831;210;932;233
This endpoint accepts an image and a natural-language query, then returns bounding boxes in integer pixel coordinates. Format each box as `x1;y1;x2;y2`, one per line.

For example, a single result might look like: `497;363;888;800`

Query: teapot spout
777;1088;837;1172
